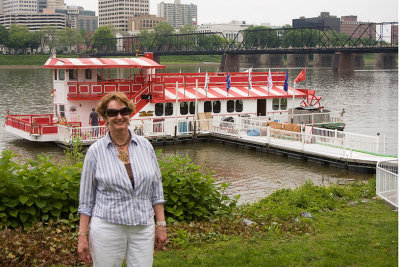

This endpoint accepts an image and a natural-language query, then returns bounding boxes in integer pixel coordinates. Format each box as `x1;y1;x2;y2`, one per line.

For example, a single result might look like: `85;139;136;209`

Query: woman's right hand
77;236;92;264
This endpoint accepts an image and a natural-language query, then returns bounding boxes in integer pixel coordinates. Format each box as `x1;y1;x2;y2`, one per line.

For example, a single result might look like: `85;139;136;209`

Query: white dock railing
57;117;391;157
376;159;398;207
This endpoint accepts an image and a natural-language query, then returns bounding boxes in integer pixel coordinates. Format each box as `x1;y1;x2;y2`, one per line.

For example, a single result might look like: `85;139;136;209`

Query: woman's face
105;100;131;133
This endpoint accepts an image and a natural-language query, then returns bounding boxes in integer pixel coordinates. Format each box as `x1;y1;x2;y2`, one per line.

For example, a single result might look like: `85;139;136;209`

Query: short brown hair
96;92;136;119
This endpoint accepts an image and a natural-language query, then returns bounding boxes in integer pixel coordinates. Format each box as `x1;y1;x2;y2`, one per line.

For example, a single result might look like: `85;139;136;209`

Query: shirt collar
106;129;138;148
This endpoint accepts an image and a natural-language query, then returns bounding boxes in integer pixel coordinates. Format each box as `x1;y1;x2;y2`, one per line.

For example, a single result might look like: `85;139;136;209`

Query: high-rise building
0;0;4;14
3;0;38;14
292;12;340;32
48;5;98;33
98;0;149;32
158;0;197;29
46;0;63;10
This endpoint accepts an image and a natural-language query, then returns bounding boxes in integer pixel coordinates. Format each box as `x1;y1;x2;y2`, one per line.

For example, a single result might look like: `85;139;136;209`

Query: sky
64;0;398;26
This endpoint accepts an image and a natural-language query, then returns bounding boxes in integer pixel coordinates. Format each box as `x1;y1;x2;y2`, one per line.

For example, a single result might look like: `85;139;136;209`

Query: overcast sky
64;0;398;26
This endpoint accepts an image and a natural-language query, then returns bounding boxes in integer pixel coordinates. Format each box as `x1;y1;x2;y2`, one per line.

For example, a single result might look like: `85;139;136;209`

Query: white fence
57;117;390;157
376;159;398;207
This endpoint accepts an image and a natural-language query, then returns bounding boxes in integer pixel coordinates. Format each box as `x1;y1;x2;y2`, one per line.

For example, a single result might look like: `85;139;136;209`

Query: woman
77;92;167;266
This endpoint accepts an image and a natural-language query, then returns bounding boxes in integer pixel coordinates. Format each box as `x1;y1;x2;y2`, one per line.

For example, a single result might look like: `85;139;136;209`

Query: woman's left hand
154;226;167;250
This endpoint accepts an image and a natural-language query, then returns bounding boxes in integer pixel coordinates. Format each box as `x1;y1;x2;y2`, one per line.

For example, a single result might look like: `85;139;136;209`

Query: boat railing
57;125;108;144
149;72;286;90
67;81;143;98
6;114;58;135
376;159;398;207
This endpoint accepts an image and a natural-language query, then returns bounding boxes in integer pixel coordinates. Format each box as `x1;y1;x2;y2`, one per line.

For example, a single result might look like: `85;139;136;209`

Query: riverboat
4;53;344;145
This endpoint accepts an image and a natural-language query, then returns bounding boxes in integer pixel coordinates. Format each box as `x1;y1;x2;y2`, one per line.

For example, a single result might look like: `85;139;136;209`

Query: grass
154;200;397;266
0;54;78;65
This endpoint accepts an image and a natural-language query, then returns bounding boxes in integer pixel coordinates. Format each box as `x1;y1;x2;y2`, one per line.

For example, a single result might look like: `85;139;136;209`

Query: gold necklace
110;133;131;162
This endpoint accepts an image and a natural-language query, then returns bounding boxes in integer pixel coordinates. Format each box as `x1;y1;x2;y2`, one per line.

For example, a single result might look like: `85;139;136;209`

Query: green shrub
0;149;237;228
158;152;237;222
0;150;82;228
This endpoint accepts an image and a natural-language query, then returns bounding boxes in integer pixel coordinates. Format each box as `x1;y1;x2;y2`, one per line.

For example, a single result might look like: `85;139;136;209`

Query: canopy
43;56;166;69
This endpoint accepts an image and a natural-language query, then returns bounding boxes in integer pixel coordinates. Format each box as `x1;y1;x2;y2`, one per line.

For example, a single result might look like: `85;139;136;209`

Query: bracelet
78;230;89;236
156;221;167;227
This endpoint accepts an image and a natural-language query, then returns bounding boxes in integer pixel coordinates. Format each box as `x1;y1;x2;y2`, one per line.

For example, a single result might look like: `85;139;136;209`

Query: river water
0;65;397;204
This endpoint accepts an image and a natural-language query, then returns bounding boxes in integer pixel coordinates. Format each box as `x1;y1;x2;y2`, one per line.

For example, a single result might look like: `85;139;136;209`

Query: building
3;0;38;14
127;14;165;32
0;0;3;14
292;12;340;31
197;20;249;42
340;15;376;39
98;0;149;32
0;13;66;30
158;0;197;29
49;5;97;32
391;24;398;44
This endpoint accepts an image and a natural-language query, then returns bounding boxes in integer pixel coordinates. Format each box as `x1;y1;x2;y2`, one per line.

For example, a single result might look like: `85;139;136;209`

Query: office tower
99;0;149;32
158;0;197;29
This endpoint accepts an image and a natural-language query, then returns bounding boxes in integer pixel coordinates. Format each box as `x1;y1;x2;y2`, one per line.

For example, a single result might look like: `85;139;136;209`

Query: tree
42;25;59;53
5;24;31;54
91;26;116;53
178;24;196;34
0;25;9;47
57;27;84;53
154;22;174;35
26;31;41;54
243;26;279;49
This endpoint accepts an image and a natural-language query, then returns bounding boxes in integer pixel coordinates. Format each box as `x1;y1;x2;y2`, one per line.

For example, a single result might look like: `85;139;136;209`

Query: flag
283;71;288;92
198;67;201;73
267;68;273;91
226;72;231;93
294;69;306;83
248;67;252;90
204;71;209;91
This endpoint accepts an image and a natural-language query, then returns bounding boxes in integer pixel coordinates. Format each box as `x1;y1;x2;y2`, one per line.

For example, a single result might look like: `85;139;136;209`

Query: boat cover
160;85;308;102
43;57;166;69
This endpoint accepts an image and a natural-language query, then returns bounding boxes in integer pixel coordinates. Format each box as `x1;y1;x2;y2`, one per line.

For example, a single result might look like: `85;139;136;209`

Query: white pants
89;216;155;267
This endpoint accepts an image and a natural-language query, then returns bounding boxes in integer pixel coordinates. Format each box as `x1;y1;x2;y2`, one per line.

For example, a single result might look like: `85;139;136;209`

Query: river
0;65;397;204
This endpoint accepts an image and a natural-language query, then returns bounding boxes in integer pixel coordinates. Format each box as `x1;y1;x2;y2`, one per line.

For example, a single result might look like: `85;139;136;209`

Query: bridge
89;22;398;72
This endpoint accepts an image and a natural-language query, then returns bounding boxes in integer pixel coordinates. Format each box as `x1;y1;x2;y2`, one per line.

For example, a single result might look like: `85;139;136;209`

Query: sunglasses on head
106;107;132;117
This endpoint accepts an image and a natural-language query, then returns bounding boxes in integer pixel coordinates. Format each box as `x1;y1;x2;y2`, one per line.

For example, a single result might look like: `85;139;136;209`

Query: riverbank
0;54;378;67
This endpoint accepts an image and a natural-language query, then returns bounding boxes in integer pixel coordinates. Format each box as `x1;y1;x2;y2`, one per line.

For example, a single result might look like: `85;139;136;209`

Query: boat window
189;102;195;115
165;103;173;116
227;100;235;113
280;98;287;110
85;69;92;79
213;101;221;113
59;69;65;80
180;102;188;115
204;101;211;113
235;100;243;112
59;105;65;117
155;103;163;116
272;99;279;110
54;70;57;80
69;69;77;80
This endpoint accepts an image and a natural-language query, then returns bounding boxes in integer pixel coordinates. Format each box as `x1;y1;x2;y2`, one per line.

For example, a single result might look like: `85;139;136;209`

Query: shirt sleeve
149;143;165;206
78;147;98;216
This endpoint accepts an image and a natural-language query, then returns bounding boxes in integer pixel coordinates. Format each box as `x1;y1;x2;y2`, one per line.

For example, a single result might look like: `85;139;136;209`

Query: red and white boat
5;53;343;145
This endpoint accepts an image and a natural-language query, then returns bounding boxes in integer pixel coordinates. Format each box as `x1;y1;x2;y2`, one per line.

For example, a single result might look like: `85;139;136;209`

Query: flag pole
292;82;296;123
174;81;178;139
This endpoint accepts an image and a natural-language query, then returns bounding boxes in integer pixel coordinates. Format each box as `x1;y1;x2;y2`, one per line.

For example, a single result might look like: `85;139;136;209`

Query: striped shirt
78;130;165;226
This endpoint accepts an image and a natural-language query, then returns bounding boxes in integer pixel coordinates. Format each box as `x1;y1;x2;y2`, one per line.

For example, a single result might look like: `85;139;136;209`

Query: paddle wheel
298;89;323;109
